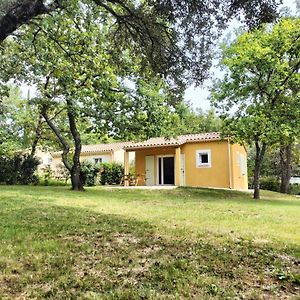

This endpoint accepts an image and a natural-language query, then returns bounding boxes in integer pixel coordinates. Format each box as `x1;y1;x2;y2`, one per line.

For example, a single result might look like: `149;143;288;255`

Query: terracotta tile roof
124;132;222;150
52;133;222;156
52;141;131;157
81;142;131;153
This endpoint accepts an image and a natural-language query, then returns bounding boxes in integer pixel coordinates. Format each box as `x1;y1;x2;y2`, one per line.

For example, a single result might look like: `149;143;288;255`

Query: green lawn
0;186;299;299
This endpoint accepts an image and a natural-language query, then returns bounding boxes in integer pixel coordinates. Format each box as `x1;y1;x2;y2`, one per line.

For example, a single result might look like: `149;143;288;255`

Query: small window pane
201;154;208;164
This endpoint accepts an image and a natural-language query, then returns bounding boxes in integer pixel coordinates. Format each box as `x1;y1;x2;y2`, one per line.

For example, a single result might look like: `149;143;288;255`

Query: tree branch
0;0;63;42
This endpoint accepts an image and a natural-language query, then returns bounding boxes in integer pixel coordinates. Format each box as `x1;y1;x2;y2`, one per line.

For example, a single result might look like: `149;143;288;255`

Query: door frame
145;155;155;186
156;155;175;185
180;153;185;186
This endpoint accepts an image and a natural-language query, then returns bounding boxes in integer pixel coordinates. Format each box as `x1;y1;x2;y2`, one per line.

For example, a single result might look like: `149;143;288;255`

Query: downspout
227;140;232;189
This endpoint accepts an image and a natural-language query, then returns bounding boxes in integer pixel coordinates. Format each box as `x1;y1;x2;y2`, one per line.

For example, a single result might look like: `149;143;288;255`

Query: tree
171;104;222;135
211;18;300;199
0;0;282;191
0;0;281;86
0;4;181;190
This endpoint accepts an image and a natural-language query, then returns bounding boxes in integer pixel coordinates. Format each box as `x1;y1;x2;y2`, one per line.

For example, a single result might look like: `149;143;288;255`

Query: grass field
0;186;299;299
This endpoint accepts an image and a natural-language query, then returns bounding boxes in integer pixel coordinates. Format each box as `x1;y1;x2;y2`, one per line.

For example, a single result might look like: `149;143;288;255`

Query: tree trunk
253;141;267;199
279;144;292;194
66;99;84;191
41;105;72;173
30;113;43;157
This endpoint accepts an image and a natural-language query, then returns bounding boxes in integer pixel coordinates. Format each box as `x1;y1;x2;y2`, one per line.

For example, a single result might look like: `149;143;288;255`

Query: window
240;154;246;176
196;150;211;168
94;158;103;164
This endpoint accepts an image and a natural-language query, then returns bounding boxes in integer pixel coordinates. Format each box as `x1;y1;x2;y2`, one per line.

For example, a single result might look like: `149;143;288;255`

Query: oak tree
211;18;300;199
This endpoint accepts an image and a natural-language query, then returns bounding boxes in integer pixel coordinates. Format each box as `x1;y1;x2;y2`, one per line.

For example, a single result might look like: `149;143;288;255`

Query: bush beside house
100;163;124;185
80;161;100;186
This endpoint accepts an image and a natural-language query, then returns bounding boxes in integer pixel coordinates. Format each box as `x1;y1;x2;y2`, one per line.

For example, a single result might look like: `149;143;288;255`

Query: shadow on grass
0;199;299;299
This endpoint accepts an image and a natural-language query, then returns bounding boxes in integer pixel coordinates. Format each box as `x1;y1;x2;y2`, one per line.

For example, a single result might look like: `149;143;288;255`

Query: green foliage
259;176;280;192
40;166;53;186
212;18;300;146
0;0;281;81
0;154;39;185
100;162;124;185
0;86;24;155
247;147;280;178
171;104;222;135
38;178;70;187
211;18;300;198
289;183;300;195
79;161;100;187
248;175;300;195
0;4;186;174
247;144;300;190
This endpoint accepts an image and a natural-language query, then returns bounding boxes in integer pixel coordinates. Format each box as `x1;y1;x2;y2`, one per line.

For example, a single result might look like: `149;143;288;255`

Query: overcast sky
184;0;298;111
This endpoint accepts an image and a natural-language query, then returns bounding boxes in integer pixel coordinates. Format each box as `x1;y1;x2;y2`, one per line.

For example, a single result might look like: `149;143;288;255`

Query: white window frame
196;149;211;168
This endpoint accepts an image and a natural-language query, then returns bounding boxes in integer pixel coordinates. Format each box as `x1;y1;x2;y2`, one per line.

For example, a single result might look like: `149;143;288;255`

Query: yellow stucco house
124;133;248;189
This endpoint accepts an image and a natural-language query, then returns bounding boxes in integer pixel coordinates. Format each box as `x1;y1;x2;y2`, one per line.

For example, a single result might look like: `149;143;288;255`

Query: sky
184;0;298;111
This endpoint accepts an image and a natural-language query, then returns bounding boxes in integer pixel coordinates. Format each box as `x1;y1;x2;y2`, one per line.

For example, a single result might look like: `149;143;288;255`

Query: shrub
248;176;300;194
289;183;300;195
0;154;39;185
38;178;70;186
39;166;54;186
100;162;124;185
80;161;100;186
259;176;280;192
248;176;280;192
0;156;16;185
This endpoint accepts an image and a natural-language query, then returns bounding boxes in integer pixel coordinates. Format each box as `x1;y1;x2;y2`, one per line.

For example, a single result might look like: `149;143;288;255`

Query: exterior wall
134;147;176;186
230;144;248;190
34;149;53;174
114;149;125;164
51;152;112;175
114;149;135;165
80;152;112;164
51;156;64;176
181;141;231;189
133;140;248;189
51;150;134;170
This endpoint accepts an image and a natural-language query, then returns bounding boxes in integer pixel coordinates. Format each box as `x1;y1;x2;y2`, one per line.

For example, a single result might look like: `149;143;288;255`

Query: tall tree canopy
0;3;182;190
211;18;300;199
0;0;281;87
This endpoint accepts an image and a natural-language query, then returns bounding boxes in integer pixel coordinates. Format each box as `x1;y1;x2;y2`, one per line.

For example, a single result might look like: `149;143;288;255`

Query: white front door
180;154;185;186
145;156;155;186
